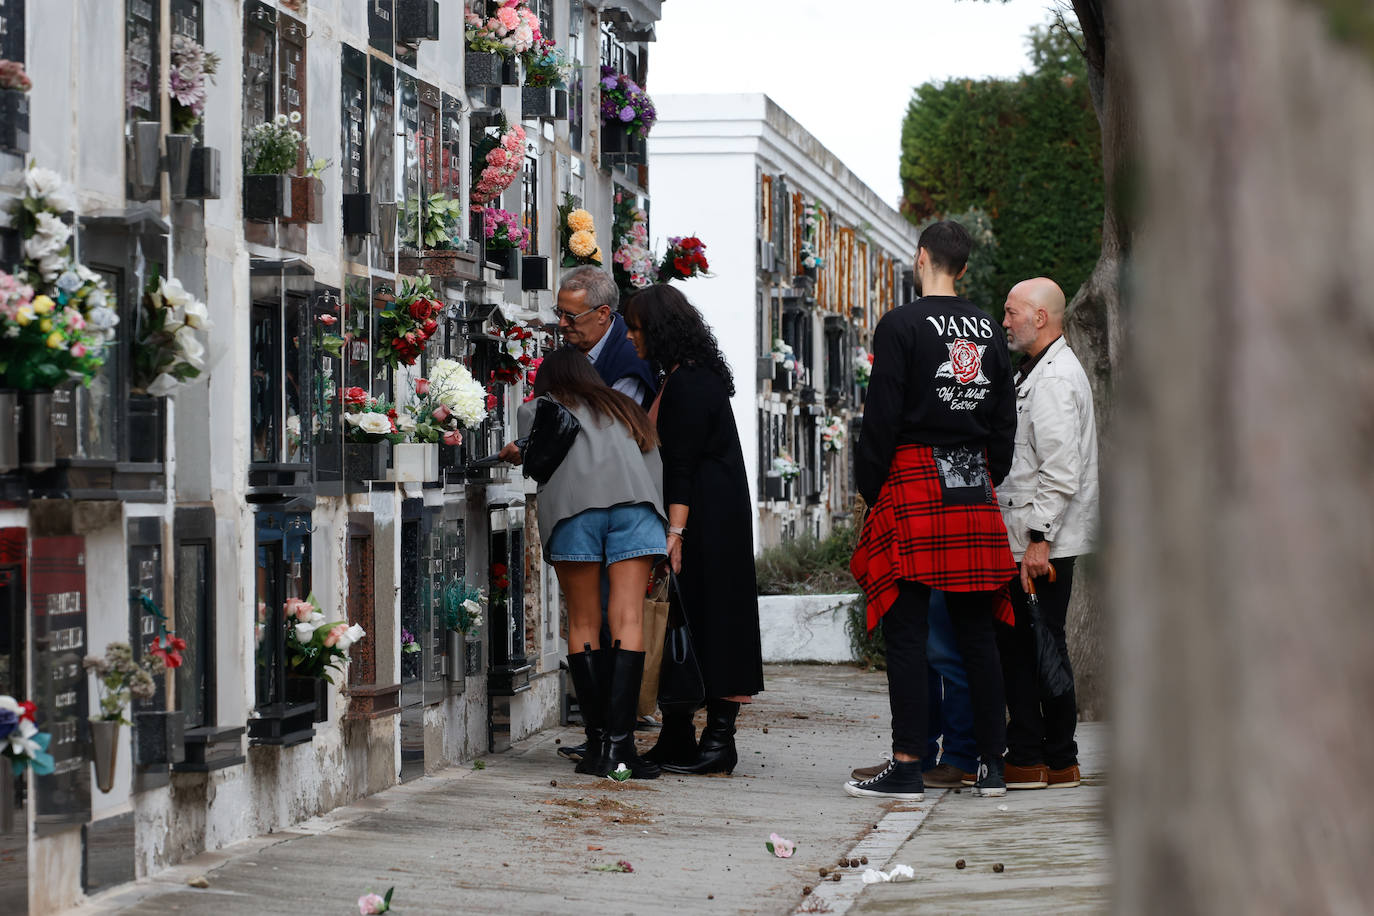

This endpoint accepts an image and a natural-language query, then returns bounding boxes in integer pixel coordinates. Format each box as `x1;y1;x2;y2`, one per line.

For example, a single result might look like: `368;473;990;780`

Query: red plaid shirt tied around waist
851;444;1017;632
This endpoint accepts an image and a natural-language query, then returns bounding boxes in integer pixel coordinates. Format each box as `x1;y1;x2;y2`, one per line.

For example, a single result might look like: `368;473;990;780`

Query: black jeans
998;556;1079;769
883;581;1006;763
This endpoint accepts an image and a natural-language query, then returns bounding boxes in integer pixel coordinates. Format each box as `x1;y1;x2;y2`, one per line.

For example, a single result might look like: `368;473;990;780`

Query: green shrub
755;524;860;596
845;596;886;671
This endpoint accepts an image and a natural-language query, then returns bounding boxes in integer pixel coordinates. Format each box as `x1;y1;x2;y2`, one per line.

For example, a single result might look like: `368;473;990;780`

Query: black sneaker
972;757;1007;797
844;759;925;800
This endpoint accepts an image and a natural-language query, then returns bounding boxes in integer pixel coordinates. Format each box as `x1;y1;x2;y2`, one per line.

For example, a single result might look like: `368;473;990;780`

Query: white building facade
0;1;665;911
648;94;918;548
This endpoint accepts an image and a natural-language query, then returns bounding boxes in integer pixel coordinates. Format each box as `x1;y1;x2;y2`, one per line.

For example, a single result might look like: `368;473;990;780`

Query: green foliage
401;192;465;250
914;207;999;312
900;22;1102;312
845;596;887;671
754;525;860;596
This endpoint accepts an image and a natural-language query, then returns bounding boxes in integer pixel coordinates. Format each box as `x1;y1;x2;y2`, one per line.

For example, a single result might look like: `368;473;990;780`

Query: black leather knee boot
600;646;660;779
662;698;739;775
565;644;608;776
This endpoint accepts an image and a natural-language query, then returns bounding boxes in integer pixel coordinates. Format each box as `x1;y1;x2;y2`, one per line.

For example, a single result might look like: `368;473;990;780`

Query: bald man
995;278;1099;790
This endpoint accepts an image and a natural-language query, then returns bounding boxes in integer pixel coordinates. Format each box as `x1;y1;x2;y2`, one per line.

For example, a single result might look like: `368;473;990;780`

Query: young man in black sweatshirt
847;220;1017;800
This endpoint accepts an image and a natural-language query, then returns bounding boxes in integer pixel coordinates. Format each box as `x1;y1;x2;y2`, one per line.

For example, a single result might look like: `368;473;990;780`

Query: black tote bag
657;572;705;711
517;396;581;484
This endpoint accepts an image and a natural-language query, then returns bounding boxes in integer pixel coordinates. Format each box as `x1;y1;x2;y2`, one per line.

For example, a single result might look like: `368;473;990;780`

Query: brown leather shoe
923;763;975;788
1004;762;1050;789
850;760;889;781
1047;764;1081;788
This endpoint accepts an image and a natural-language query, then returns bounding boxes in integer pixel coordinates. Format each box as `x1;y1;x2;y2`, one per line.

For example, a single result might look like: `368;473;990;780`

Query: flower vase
288;176;324;224
90;719;121;794
0;759;14;834
164;133;195;200
19;389;54;472
345;441;389;481
521;87;552;119
520;255;549;292
387;442;439;483
286;675;329;724
602;121;632;156
446;629;466;684
487;246;521;281
0;389;17;474
243;173;292;221
465;51;504;87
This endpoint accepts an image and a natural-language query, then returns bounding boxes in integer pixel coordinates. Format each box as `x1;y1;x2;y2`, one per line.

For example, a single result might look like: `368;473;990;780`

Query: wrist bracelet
667;526;685;537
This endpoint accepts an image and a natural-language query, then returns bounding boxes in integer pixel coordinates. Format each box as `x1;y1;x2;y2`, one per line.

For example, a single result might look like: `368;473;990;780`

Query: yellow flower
568;230;598;258
14;305;34;326
567;209;595;233
39;319;52;332
46;330;65;349
31;295;55;316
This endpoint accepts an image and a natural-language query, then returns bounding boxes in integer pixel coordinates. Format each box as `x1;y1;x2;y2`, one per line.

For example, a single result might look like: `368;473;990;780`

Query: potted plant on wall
442;579;486;682
283;593;366;721
342;387;404;481
521;37;569;120
556;193;602;269
287;152;331;225
799;201;825;282
375;274;443;370
0;165;119;472
470;121;526;209
657;235;712;283
390;357;489;482
464;1;541;87
242;113;303;221
0;59;32;154
397;193;480;280
82;642;164;793
166;34;220;199
132;272;212;399
1;693;54;829
598;65;656;163
480;207;527;280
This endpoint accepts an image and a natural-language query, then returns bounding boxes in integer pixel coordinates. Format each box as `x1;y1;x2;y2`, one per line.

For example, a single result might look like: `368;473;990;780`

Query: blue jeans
925;591;977;773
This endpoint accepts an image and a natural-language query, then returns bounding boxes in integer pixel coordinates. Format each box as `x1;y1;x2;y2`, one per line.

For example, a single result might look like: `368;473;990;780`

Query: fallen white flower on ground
861;864;915;884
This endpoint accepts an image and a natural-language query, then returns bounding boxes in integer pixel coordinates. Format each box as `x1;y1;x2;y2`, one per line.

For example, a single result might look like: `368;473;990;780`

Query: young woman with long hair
499;347;665;779
622;285;765;775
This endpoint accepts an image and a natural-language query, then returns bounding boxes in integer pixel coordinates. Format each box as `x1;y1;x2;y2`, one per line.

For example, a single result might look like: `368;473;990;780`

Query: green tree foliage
900;23;1103;313
915;207;999;313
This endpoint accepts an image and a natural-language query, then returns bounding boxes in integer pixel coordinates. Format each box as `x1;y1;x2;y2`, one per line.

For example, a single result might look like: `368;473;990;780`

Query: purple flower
601;76;618;90
618;105;635;122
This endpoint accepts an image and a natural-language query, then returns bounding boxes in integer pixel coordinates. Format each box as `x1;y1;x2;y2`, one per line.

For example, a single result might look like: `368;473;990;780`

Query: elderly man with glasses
555;266;657;409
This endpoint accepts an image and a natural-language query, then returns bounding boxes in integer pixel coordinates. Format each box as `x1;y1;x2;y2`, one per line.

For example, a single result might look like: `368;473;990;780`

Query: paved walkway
72;665;1109;915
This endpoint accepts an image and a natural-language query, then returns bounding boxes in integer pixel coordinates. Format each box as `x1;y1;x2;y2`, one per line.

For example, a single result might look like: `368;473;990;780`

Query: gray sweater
518;397;665;553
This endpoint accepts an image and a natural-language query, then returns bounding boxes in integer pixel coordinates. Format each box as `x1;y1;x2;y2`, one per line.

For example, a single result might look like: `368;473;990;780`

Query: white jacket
998;337;1099;561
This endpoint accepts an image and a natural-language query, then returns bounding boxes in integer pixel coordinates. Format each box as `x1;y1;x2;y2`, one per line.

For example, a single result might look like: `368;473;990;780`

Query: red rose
485;393;498;411
18;700;35;722
948;339;983;385
408;300;429;320
492;563;507;576
422;319;438;335
681;237;702;249
344;386;368;406
674;256;691;275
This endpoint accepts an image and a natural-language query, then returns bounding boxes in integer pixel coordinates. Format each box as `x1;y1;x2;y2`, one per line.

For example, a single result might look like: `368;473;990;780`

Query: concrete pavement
70;664;1109;915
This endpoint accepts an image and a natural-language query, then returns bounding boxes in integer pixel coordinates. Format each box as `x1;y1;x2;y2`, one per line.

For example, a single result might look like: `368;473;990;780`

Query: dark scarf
592;313;659;409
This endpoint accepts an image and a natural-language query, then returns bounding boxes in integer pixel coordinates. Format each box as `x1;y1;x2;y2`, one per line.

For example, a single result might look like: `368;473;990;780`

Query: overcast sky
651;0;1058;209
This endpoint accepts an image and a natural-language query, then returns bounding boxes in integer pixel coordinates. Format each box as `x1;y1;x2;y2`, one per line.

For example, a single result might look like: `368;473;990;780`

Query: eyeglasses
555;305;604;324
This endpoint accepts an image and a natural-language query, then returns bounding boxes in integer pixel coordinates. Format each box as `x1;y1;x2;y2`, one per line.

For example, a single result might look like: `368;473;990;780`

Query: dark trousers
925;591;976;772
998;557;1079;769
883;581;1006;762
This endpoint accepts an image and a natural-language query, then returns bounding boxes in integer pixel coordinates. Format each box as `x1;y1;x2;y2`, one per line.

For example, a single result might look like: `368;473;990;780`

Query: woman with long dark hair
622;285;764;775
499;347;666;779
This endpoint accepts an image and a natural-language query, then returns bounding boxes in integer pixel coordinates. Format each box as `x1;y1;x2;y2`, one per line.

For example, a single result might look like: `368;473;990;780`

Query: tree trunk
1114;1;1374;910
1061;0;1130;721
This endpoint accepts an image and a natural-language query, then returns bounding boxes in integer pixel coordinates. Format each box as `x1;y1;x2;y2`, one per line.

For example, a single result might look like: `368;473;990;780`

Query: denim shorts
547;503;667;565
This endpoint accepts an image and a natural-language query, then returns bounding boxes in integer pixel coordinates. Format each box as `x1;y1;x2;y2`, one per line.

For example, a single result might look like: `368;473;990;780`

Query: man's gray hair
559;266;619;310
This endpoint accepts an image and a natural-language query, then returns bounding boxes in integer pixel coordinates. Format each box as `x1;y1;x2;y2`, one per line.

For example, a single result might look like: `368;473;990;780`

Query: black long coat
657;364;764;698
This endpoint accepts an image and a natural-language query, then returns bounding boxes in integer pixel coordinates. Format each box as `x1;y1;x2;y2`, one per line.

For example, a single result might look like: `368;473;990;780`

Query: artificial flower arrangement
133;272;212;397
490;562;510;621
168;34;220;134
1;695;53;776
444;579;486;635
523;36;569;88
611;192;655;298
403;357;488;447
342;387;404;444
470;121;526;207
557;193;602;267
480;207;528;252
401;192;466;250
401;627;421;655
771;452;801;483
521;355;543;402
376;274;442;369
0;60;32;92
358;888;395;915
134;591;188;671
493;323;537;385
657;236;711;282
771;339;798;373
83;642;162;726
283;593;366;683
800;200;825;271
0;165;119;390
243;112;303;176
821;416;847;453
854;346;873;388
599;65;656;140
465;0;541;55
